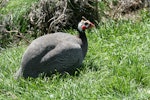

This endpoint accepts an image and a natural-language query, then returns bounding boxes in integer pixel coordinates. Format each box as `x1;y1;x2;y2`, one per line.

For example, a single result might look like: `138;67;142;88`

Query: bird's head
78;16;95;32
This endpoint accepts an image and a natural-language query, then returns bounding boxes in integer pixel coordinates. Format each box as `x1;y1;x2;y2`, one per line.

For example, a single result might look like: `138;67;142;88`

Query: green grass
0;0;39;47
0;0;38;32
0;11;150;99
0;0;38;14
0;0;150;99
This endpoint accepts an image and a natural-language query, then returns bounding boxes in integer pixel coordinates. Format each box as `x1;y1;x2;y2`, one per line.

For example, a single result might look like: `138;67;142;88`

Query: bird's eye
84;22;89;26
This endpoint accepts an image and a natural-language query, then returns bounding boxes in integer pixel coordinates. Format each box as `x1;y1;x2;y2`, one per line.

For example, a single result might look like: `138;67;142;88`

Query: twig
48;0;68;32
5;30;30;44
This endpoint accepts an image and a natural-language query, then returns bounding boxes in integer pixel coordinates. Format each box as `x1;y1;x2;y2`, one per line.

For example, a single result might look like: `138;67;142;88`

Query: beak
89;22;95;28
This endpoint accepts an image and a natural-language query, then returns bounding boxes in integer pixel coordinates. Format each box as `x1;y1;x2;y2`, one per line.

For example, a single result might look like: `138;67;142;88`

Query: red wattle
82;26;86;30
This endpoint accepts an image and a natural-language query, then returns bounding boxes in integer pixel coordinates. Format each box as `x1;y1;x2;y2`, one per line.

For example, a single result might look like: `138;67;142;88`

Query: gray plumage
15;17;94;79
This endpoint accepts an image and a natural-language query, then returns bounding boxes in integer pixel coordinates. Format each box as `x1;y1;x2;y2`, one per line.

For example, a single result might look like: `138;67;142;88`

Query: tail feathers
14;67;23;80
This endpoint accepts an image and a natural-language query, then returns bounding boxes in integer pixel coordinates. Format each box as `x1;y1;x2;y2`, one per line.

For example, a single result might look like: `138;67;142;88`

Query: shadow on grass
17;60;102;81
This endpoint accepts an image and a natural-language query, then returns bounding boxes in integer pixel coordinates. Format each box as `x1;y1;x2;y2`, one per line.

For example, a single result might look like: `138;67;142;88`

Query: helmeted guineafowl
15;17;95;79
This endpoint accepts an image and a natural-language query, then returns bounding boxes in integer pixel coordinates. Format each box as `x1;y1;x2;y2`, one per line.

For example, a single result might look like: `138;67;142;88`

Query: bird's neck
77;30;88;58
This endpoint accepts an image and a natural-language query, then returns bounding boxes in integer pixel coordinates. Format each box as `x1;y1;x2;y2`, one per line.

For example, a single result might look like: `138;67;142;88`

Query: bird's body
15;17;94;79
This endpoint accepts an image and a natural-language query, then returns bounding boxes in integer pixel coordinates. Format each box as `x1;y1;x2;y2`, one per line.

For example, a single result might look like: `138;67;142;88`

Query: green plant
0;0;38;48
0;11;150;99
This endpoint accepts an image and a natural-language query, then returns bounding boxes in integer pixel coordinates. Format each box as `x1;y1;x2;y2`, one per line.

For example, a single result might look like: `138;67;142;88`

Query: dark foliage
28;0;99;34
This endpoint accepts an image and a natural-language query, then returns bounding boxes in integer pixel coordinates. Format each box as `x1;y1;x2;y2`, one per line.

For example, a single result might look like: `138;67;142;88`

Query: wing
39;41;83;73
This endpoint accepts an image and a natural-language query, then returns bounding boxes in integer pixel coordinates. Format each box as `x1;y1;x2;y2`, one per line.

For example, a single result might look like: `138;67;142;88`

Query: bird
14;17;95;79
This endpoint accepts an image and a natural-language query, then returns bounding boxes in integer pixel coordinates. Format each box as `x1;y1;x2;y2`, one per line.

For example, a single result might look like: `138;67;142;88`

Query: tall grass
0;0;150;99
0;0;38;31
0;0;39;48
0;9;150;99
